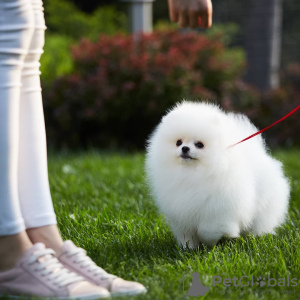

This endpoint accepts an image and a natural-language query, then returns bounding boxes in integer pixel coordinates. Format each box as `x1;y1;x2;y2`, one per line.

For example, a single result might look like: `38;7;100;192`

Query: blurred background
41;0;300;151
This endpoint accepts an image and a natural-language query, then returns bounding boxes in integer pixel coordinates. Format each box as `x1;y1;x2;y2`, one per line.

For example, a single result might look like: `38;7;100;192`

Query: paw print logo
180;272;209;298
256;276;266;287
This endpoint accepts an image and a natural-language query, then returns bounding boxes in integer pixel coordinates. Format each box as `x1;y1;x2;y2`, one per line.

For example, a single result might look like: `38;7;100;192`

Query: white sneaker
0;243;110;299
57;241;147;297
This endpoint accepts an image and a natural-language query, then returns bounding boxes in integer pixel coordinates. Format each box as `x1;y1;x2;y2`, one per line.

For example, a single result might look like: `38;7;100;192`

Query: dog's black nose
182;146;190;153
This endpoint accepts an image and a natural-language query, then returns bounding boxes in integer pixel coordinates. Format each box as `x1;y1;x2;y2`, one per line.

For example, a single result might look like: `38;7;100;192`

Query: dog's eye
176;140;182;147
195;142;204;149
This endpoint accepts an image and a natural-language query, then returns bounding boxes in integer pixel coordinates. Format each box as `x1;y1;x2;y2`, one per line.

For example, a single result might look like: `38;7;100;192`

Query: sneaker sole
110;287;147;297
0;293;110;300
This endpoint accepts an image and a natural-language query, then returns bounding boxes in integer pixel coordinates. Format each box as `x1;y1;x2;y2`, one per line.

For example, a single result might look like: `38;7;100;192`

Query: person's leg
0;2;110;297
17;0;63;252
0;232;32;271
26;224;63;252
0;0;35;271
14;1;146;295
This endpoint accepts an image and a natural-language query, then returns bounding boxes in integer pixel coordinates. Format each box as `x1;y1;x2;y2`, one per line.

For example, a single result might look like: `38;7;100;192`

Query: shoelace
66;247;116;280
28;248;84;288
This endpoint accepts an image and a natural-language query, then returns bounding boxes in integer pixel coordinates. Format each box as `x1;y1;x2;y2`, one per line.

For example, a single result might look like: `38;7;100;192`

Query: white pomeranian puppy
145;101;290;248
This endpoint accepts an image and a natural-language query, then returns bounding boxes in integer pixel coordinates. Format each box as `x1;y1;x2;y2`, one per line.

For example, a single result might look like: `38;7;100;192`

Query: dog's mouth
180;154;196;160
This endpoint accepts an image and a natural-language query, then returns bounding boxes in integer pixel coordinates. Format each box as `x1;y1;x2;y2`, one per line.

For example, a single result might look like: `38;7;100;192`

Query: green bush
40;34;74;85
44;0;128;40
40;0;128;84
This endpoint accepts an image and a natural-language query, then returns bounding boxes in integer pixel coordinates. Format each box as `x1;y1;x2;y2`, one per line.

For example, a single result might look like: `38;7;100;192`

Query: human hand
168;0;213;29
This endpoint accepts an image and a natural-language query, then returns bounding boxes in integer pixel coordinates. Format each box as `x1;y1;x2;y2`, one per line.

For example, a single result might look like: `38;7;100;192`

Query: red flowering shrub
43;29;247;149
44;30;300;149
43;30;246;149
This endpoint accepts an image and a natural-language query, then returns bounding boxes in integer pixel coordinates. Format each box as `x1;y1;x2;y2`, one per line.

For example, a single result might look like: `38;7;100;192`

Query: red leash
228;105;300;148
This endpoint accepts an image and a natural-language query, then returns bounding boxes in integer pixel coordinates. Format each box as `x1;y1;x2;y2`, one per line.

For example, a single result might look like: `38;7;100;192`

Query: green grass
48;148;300;300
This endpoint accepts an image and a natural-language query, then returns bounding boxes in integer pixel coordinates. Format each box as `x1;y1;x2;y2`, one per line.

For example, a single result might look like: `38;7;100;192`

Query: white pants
0;0;57;235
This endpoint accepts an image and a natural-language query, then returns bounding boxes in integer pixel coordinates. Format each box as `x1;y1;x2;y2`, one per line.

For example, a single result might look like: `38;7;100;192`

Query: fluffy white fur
145;101;290;248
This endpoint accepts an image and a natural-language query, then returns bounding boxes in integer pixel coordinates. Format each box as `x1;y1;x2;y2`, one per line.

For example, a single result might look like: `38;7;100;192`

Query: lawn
48;148;300;300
